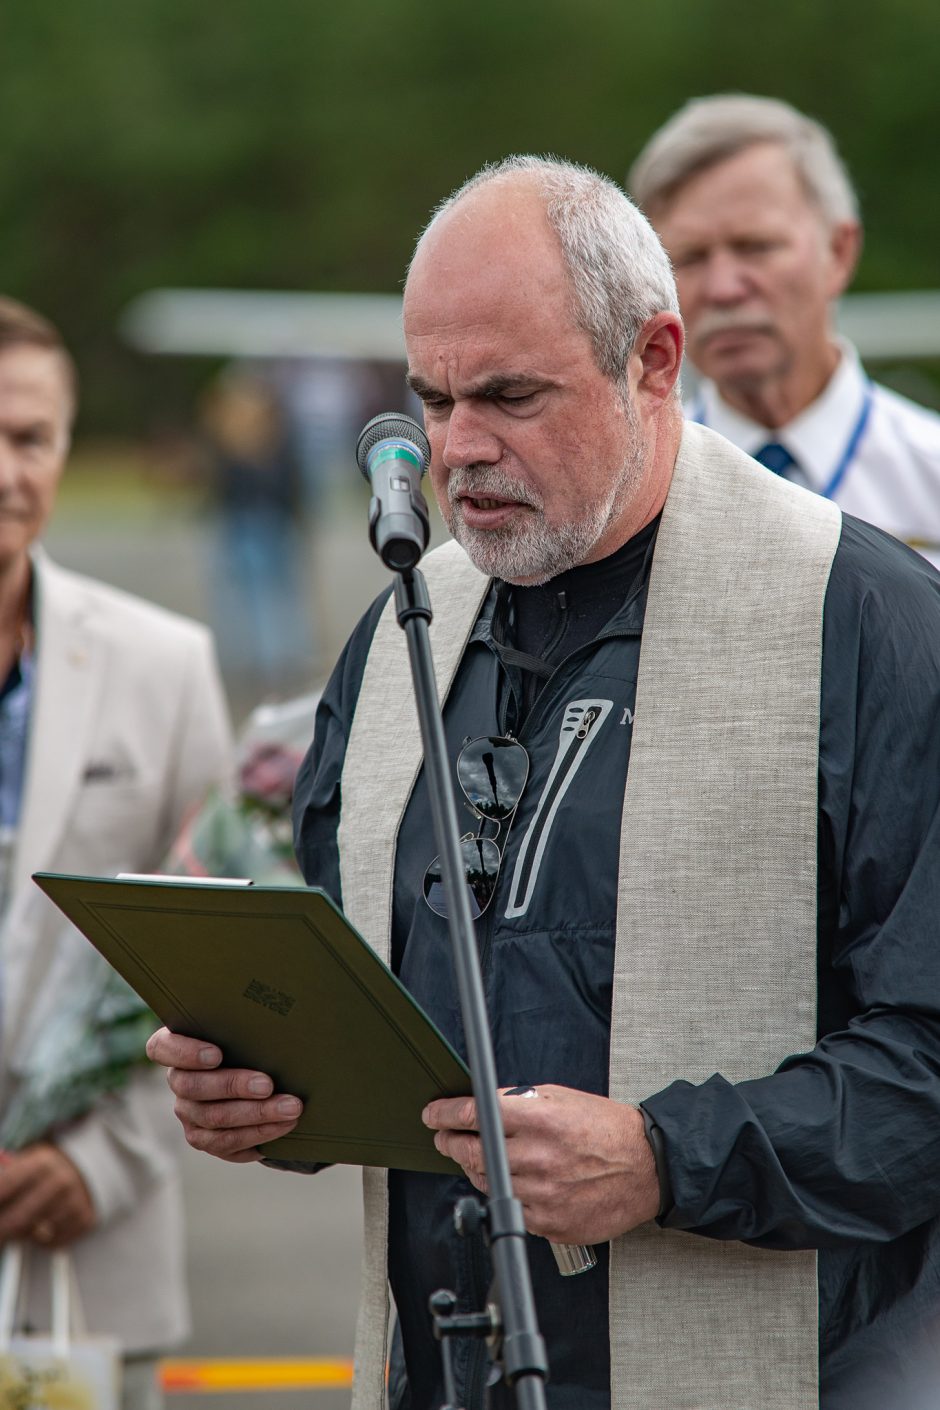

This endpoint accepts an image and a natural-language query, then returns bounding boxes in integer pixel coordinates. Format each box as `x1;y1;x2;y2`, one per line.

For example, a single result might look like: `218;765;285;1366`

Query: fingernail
198;1046;220;1066
421;1106;431;1125
277;1097;302;1116
248;1076;272;1095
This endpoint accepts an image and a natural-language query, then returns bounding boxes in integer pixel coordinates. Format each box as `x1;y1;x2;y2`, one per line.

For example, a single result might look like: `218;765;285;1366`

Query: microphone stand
392;565;548;1410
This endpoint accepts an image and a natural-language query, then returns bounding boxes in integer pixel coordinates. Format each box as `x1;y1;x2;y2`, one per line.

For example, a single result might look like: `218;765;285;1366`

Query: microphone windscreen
356;412;430;476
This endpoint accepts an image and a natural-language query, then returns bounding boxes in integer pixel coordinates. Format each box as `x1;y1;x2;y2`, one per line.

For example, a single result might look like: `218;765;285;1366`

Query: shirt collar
694;340;869;493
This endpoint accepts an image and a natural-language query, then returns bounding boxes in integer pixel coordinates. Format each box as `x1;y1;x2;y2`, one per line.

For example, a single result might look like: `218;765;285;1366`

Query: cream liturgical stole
338;422;842;1410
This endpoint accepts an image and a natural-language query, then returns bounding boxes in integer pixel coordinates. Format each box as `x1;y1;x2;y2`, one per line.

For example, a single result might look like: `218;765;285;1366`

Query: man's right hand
146;1027;304;1164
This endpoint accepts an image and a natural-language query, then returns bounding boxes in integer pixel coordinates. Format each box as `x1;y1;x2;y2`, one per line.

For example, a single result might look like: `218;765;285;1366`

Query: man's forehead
403;292;577;387
0;345;71;402
656;141;816;224
0;349;73;431
407;241;573;358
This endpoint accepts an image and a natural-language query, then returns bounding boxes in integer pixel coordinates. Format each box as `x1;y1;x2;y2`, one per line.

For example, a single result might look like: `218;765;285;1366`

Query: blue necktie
754;441;798;479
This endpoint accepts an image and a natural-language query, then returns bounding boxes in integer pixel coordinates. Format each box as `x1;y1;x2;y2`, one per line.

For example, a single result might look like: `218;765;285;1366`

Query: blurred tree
0;0;937;434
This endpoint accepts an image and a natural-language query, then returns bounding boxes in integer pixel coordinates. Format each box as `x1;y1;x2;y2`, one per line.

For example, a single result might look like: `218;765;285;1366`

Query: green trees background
2;0;939;434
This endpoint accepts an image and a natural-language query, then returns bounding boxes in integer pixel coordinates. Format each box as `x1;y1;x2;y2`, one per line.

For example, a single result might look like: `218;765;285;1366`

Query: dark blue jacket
293;515;940;1410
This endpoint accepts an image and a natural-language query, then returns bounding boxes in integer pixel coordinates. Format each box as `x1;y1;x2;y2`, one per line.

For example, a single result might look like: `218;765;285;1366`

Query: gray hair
409;155;679;387
628;94;859;226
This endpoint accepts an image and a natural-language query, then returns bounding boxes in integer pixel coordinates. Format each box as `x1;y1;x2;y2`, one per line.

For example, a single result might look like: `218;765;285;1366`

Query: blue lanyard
693;380;875;501
820;381;873;500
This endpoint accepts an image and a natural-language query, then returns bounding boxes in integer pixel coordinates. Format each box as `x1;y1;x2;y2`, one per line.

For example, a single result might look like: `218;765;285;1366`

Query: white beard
443;401;644;585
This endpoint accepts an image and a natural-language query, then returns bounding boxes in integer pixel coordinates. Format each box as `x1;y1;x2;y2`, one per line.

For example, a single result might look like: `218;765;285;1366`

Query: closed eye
10;427;54;451
733;238;783;257
416;393;452;413
670;246;708;269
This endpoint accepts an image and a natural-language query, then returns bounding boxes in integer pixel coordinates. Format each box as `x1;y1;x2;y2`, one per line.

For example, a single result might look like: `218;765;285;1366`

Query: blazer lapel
2;556;106;1059
13;554;105;893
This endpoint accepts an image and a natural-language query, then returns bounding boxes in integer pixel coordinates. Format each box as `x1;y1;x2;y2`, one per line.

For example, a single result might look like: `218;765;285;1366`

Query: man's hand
145;1026;303;1164
423;1084;661;1245
0;1144;96;1249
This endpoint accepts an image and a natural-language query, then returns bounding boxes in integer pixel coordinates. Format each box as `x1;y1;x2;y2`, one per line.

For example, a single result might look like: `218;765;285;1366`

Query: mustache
447;465;542;510
692;310;775;342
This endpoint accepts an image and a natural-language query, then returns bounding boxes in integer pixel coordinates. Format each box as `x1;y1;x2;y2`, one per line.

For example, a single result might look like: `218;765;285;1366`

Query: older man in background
0;297;233;1408
629;94;940;565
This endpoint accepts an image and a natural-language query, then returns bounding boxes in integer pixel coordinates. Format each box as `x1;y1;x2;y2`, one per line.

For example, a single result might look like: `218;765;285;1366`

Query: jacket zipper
458;623;641;1405
518;622;642;740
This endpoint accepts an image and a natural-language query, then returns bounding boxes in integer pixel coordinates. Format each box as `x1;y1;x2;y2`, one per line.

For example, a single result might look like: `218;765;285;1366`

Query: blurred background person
273;354;373;512
0;296;233;1410
629;94;940;566
197;366;313;698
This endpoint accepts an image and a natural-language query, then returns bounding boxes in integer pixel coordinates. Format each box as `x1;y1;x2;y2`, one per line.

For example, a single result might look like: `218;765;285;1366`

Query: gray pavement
174;1144;362;1409
44;479;447;718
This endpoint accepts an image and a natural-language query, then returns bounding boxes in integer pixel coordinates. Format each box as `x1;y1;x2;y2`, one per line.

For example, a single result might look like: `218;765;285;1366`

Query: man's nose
700;249;750;305
442;402;501;470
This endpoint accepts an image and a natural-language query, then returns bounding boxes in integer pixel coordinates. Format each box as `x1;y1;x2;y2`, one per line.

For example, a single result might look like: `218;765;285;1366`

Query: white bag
0;1242;122;1409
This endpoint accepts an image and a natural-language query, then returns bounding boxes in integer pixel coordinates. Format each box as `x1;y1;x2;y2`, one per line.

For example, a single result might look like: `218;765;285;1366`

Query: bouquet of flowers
162;692;319;886
0;941;155;1152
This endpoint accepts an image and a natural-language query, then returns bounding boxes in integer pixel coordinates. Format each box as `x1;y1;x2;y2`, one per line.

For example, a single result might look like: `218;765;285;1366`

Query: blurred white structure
121;289;407;361
121;287;940;365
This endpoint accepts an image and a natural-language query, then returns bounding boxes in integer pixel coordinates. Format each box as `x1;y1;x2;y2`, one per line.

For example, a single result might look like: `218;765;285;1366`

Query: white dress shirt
690;341;940;568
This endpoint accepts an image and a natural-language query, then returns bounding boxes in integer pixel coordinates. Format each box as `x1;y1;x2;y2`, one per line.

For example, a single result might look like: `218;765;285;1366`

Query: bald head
405;177;576;371
408;166;566;291
406;156;679;390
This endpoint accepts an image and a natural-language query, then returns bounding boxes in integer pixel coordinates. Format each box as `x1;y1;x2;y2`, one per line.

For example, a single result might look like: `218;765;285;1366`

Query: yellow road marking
159;1358;354;1393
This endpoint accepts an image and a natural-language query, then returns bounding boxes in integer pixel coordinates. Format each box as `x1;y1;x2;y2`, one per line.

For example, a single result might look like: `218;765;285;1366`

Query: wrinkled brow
406;371;546;400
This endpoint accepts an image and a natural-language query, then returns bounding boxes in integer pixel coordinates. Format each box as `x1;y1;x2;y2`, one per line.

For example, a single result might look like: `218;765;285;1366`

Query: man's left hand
423;1084;661;1245
0;1143;97;1249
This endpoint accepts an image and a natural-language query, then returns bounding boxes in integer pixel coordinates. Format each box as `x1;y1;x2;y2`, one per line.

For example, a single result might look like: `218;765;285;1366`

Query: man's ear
632;312;685;407
827;220;862;300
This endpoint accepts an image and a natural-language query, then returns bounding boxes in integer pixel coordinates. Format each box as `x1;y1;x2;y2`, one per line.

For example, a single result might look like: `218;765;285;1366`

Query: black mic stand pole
392;565;548;1410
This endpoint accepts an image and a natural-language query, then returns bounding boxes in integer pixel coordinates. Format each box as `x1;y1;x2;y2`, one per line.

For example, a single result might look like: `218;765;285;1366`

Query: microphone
356;412;431;572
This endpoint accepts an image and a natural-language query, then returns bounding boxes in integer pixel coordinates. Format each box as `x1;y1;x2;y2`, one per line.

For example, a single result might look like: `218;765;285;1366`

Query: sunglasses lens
457;737;529;821
423;835;502;919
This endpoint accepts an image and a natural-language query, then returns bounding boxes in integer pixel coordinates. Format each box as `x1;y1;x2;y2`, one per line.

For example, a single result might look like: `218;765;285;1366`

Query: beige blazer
1;551;233;1354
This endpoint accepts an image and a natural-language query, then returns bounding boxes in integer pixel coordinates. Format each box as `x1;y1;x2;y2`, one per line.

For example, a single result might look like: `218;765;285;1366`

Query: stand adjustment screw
429;1289;458;1322
454;1196;487;1239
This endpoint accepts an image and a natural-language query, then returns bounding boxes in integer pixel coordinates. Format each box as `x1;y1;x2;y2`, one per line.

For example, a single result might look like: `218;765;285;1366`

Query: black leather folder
33;872;470;1173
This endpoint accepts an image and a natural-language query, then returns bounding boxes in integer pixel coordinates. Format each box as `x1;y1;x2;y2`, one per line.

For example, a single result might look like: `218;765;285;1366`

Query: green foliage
1;0;938;432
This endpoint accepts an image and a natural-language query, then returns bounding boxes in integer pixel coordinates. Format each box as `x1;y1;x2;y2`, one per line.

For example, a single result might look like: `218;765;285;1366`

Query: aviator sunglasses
423;735;530;919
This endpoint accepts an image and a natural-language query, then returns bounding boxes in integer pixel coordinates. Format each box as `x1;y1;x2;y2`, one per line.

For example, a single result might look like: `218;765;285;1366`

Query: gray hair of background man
628;94;859;228
408;155;680;391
